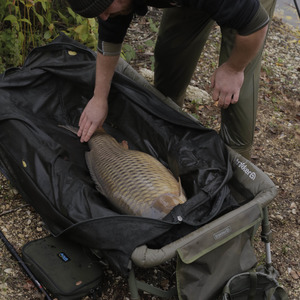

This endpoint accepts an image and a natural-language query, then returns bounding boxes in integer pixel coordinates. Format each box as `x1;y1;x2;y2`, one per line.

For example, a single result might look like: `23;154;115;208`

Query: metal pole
261;207;272;268
0;229;52;300
293;0;300;18
260;207;279;278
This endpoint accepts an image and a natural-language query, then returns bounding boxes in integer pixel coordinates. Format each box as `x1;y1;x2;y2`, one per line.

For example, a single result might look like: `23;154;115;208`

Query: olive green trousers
154;0;276;159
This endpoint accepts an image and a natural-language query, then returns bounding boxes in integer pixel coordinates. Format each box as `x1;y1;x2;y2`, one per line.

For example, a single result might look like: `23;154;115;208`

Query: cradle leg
261;207;272;266
128;268;140;300
261;207;278;278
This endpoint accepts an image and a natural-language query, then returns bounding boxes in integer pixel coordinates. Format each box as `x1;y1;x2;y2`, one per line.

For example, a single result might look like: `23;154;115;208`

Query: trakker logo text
235;158;256;180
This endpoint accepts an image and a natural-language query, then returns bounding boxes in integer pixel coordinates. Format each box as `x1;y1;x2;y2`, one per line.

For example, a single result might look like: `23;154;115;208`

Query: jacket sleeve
237;3;269;35
98;14;132;41
97;14;133;56
202;0;269;35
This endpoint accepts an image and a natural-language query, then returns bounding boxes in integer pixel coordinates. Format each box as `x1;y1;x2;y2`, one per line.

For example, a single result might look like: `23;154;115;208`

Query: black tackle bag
22;236;103;300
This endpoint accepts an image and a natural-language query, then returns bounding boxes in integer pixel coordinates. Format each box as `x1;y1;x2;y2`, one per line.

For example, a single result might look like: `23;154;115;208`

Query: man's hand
210;25;268;109
210;62;244;109
77;96;108;142
77;51;119;143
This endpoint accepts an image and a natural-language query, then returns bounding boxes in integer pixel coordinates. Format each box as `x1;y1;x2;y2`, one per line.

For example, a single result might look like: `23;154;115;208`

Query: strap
222;271;288;300
265;286;289;300
248;271;257;300
222;286;230;300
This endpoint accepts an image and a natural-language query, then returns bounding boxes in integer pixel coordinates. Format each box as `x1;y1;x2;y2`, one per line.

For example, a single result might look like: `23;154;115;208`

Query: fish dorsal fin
120;140;129;150
94;127;106;134
177;177;186;202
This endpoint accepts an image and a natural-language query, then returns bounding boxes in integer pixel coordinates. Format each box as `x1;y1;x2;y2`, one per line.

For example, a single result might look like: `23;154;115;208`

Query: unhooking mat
0;34;239;274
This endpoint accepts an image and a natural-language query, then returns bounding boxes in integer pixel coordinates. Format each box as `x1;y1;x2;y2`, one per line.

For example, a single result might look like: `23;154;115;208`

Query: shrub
0;0;98;73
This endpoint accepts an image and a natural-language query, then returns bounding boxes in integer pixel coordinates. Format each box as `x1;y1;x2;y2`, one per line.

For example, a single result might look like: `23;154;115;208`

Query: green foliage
121;17;158;67
121;44;136;62
0;27;23;73
148;18;159;33
1;2;159;73
63;10;98;49
0;0;98;73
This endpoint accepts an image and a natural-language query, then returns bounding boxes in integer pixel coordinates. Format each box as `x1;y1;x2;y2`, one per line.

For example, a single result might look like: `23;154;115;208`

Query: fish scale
61;126;186;219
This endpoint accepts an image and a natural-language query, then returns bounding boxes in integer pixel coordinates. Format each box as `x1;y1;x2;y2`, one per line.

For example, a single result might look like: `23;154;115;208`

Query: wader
154;0;277;159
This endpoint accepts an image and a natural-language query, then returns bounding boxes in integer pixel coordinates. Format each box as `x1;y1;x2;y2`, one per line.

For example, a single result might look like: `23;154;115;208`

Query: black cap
67;0;114;18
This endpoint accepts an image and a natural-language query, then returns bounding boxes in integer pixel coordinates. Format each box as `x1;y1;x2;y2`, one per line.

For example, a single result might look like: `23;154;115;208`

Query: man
67;0;276;159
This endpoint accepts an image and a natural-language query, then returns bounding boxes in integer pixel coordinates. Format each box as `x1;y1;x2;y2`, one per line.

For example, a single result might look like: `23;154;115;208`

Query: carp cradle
0;34;278;299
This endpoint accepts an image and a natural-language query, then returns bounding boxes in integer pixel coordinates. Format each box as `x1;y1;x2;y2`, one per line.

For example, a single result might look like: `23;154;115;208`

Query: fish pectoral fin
119;140;129;150
178;177;186;202
58;124;79;135
93;180;106;195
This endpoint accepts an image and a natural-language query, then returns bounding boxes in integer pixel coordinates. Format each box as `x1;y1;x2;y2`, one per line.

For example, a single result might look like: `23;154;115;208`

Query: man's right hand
77;96;108;142
77;50;120;142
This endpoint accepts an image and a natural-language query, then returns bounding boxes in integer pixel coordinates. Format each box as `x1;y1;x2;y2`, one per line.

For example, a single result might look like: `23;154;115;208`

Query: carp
60;126;186;219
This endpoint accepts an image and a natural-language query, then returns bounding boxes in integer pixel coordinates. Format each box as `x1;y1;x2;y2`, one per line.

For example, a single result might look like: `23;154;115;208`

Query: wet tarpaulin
0;34;238;274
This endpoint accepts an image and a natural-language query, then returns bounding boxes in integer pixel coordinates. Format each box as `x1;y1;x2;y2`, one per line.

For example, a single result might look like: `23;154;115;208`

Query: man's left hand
210;62;244;109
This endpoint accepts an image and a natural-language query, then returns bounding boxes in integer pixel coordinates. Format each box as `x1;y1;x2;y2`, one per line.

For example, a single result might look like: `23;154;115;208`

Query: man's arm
210;24;268;108
77;52;119;142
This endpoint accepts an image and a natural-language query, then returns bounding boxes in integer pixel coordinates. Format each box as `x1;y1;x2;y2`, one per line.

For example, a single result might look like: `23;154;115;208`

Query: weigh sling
0;34;237;273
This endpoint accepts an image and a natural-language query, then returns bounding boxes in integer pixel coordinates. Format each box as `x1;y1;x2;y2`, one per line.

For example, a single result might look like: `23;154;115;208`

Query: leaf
148;18;159;33
20;18;32;25
88;18;96;27
18;31;25;44
33;9;44;25
122;44;136;62
75;15;83;23
68;51;77;56
74;24;85;34
4;14;18;24
58;11;69;24
81;33;89;42
4;15;19;30
44;30;51;40
48;23;54;32
67;7;76;19
41;0;48;12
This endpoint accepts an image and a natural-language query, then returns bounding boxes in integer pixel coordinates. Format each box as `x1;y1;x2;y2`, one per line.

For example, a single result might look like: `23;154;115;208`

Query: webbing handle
265;286;289;300
248;271;257;300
